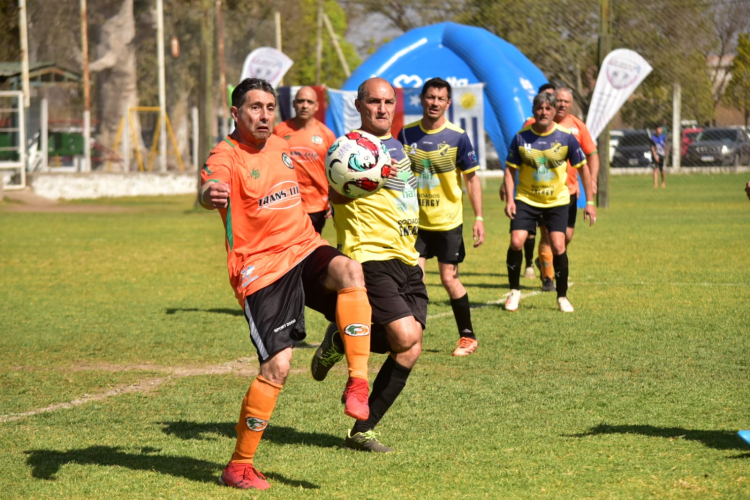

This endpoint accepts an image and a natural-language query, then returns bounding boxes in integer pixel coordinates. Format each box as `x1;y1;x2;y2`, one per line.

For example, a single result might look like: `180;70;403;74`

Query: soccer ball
325;131;393;198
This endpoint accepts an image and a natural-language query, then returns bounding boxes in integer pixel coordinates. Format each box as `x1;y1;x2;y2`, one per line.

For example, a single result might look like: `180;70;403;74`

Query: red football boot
341;377;370;420
219;462;271;490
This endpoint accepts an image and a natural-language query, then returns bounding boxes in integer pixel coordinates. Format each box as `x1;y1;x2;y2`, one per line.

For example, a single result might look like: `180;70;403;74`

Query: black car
684;127;750;167
611;130;654;168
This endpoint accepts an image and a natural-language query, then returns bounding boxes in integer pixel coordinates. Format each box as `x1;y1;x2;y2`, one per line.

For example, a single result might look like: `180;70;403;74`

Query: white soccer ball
325;131;393;199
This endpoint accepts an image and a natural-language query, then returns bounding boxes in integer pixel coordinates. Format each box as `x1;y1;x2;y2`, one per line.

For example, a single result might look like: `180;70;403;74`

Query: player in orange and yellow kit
273;86;336;233
200;78;372;490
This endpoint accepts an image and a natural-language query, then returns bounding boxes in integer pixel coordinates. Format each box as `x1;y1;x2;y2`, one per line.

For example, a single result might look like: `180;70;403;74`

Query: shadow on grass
24;446;321;488
424;270;507;278
160;421;342;449
166;307;243;317
569;424;750;455
25;446;219;483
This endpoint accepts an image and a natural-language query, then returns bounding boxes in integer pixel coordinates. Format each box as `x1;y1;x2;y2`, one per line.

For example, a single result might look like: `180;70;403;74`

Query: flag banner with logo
276;86;328;123
586;49;653;141
240;47;294;88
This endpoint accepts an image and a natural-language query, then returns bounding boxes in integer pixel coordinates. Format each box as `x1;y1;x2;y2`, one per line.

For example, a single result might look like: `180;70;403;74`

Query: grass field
1;174;749;499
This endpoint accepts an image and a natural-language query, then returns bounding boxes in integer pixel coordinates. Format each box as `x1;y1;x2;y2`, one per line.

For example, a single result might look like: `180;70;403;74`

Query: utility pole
216;0;229;138
79;0;91;172
19;0;30;109
275;11;283;86
316;1;323;85
672;83;681;169
596;0;611;208
197;1;214;197
156;0;167;172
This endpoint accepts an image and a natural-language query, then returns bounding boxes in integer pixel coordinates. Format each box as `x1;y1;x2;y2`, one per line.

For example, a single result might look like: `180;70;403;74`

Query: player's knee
333;257;365;289
510;237;525;251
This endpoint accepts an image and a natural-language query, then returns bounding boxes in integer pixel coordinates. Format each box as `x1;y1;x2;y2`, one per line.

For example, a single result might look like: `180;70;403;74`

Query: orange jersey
273;119;336;214
523;115;597;195
201;135;326;303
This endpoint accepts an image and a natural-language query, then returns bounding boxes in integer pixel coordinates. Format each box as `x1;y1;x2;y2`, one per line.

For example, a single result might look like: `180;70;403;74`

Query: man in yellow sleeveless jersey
310;77;427;453
399;77;484;356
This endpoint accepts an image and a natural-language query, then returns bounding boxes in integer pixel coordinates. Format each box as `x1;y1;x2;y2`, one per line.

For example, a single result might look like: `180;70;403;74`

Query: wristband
475;216;484;221
586;201;595;206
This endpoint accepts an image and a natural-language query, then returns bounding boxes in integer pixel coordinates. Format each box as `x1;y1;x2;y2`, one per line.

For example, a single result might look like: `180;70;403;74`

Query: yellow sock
231;375;282;463
335;287;372;381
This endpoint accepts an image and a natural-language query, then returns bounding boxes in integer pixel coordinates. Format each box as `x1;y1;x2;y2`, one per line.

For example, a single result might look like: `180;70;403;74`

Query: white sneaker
524;266;536;279
505;290;521;312
557;297;575;313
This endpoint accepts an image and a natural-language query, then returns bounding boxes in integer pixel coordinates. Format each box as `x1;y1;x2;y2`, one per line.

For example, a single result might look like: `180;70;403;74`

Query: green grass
1;174;749;498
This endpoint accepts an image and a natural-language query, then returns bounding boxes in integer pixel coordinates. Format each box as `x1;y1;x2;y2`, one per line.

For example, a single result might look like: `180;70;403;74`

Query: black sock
369;325;392;354
524;237;535;268
351;356;411;434
450;293;475;339
507;248;523;290
553;252;569;298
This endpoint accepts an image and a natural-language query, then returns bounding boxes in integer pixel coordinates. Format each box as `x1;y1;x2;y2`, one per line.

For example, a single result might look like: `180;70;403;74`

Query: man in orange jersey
533;87;599;290
310;77;427;453
273;86;336;233
200;78;372;490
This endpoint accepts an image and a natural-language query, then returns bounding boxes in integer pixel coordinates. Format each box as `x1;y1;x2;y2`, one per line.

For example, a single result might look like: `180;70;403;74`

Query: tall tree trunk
90;0;144;171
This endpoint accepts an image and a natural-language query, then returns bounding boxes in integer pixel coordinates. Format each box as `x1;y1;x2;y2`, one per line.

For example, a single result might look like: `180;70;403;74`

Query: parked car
681;127;702;158
684;127;750;167
611;130;654;168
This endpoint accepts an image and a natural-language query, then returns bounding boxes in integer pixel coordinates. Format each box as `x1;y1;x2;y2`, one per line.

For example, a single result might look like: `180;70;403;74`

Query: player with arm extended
200;78;372;490
310;77;427;453
399;77;484;357
273;86;336;234
502;91;596;313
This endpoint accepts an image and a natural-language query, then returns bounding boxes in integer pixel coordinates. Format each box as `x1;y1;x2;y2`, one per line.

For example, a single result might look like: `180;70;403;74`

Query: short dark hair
356;78;397;102
421;77;452;100
232;78;276;108
538;83;555;93
533;92;557;109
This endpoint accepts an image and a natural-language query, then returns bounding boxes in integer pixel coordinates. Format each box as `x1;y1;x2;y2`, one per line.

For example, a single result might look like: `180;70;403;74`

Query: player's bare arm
200;181;230;209
587;152;600;196
463;171;484;247
503;167;517;219
578;162;597;226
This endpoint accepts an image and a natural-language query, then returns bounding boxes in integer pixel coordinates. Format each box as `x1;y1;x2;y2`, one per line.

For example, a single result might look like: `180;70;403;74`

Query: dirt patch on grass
0;189;134;213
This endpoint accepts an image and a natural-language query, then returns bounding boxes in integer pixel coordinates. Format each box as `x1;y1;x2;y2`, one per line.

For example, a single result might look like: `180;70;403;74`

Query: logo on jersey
290;146;319;163
258;180;301;210
282;152;293;169
312;135;323;145
240;265;259;288
344;324;370;337
551;141;562;154
468;150;478;163
438;142;450;157
284;134;291;140
245;417;268;432
569;126;579;136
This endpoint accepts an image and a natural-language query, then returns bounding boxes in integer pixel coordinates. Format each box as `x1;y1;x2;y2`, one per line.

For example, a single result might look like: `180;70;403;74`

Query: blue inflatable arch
335;22;548;162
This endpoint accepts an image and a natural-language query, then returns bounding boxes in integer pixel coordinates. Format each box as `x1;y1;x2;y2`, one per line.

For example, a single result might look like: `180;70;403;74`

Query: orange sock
335;286;372;381
231;375;282;464
539;248;555;280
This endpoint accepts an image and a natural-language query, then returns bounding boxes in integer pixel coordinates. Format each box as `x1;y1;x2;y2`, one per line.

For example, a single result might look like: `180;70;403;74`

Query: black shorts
653;156;665;171
567;193;578;229
308;211;327;234
415;225;465;264
243;245;341;362
510;199;568;235
362;259;428;329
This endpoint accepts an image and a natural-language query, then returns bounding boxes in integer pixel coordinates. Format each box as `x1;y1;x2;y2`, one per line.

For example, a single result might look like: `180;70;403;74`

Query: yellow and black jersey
505;123;587;208
399;120;479;232
332;133;420;266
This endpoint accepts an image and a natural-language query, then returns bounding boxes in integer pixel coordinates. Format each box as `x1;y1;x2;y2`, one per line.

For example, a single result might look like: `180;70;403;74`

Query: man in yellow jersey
311;77;426;453
503;91;596;313
534;87;599;291
399;77;484;356
273;87;337;233
200;78;373;489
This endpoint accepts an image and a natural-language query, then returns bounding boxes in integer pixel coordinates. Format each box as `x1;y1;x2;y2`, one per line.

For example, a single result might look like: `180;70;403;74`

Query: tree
724;33;750;127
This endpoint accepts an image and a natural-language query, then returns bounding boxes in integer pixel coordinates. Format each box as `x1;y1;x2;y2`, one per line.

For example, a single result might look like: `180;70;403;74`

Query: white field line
0;359;260;424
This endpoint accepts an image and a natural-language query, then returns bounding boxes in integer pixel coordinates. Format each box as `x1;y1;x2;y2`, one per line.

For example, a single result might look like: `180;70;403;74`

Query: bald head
293;86;319;125
555;88;573;121
355;78;397;136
